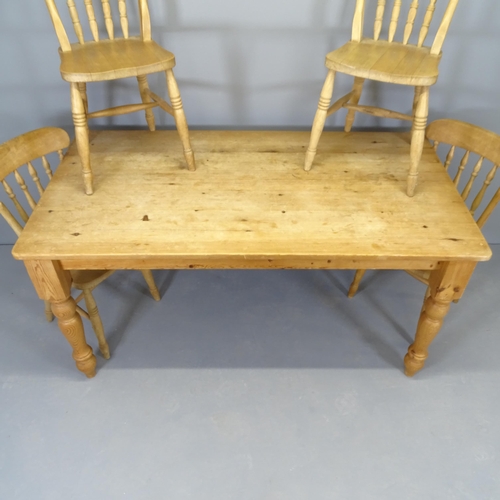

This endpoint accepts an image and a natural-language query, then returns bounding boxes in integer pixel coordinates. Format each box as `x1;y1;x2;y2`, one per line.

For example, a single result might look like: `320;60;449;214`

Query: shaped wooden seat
0;128;160;359
348;119;500;298
59;38;176;82
45;0;195;195
326;40;440;86
305;0;459;196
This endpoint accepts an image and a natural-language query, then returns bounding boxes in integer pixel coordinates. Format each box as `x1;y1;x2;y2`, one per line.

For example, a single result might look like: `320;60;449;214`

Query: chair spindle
374;0;386;41
388;0;402;42
67;0;85;44
27;162;45;196
451;150;469;181
443;145;455;171
2;180;29;222
470;164;498;217
42;156;54;179
101;0;114;39
432;140;439;153
418;0;437;47
118;0;129;38
403;0;419;44
84;0;100;41
460;157;484;202
14;171;37;210
0;201;23;236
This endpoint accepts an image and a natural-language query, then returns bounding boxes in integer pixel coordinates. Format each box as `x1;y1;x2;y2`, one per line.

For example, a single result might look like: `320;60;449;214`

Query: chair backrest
426;119;500;229
0;128;70;238
44;0;152;51
352;0;459;54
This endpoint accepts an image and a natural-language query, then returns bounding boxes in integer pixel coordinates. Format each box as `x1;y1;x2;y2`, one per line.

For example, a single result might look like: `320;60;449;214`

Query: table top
13;130;491;269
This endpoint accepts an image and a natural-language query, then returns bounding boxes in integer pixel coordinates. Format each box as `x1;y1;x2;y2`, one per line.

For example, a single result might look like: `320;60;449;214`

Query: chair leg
407;86;429;197
77;82;89;115
421;285;431;314
348;269;367;298
70;82;93;195
305;70;336;171
137;75;156;132
82;288;110;359
140;270;161;301
344;77;365;132
165;69;196;171
44;300;54;322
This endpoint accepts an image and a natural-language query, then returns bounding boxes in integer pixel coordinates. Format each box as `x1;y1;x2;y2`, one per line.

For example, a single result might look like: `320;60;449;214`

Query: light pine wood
405;261;476;376
44;299;54;322
24;259;96;378
100;0;114;39
0;127;160;363
86;102;158;120
373;0;386;40
403;0;419;44
344;77;365;132
44;0;195;193
418;0;437;47
84;0;99;41
305;0;460;196
67;0;84;44
408;85;429;196
11;130;490;377
305;70;336;171
118;0;129;38
70;82;93;195
165;69;196;171
388;0;402;42
348;120;500;335
137;75;156;131
344;104;413;122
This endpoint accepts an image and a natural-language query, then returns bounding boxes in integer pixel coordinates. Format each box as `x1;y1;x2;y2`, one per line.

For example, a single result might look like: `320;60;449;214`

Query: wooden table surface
13;130;490;268
12;130;491;378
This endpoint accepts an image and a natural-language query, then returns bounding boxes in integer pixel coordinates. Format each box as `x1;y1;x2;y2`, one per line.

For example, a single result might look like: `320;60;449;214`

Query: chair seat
325;40;441;86
60;37;176;83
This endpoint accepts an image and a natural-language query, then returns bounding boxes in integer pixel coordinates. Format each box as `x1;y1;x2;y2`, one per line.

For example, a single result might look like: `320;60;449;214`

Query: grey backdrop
1;0;499;243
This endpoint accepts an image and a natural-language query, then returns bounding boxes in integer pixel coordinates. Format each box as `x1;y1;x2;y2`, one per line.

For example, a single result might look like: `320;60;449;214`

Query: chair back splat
0;128;70;237
426;119;500;228
352;0;459;54
44;0;152;50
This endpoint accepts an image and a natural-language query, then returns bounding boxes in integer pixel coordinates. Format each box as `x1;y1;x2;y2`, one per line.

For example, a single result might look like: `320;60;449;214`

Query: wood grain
12;130;491;266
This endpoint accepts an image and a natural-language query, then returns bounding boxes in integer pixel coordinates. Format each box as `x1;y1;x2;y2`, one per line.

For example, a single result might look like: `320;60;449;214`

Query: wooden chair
0;127;161;358
347;119;500;298
44;0;196;195
304;0;459;196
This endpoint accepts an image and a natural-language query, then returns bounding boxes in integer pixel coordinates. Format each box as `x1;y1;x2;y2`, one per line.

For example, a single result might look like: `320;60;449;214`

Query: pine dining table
12;129;491;378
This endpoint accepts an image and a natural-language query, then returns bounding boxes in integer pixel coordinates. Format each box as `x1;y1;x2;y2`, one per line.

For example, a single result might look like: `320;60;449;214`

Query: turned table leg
404;261;477;377
24;260;96;378
52;296;96;377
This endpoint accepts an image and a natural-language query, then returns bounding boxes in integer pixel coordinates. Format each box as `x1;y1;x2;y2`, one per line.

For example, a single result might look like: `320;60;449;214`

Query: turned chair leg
407;86;429;197
137;75;156;132
348;269;367;298
70;82;93;195
344;77;365;133
140;270;161;301
44;300;54;322
305;70;336;172
77;82;89;115
165;69;195;172
421;285;431;314
82;288;110;359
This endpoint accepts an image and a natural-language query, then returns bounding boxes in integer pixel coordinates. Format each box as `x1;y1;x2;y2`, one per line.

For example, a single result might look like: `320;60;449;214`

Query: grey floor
0;245;499;499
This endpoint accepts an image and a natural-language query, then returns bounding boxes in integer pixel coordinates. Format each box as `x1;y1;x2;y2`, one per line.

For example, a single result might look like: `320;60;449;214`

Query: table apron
54;256;450;271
